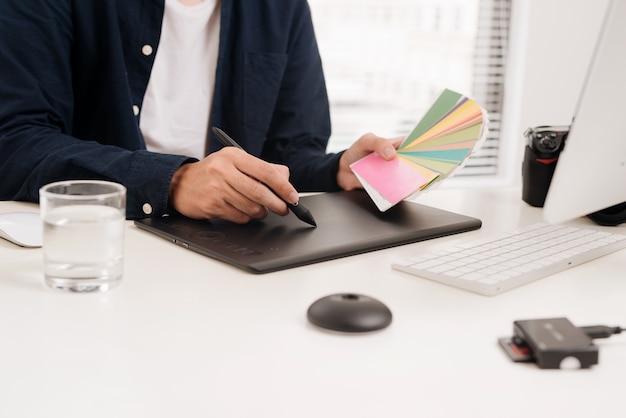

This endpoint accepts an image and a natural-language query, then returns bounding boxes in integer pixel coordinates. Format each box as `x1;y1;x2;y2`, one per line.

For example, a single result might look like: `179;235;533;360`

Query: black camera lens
527;127;568;159
535;136;561;153
522;125;570;207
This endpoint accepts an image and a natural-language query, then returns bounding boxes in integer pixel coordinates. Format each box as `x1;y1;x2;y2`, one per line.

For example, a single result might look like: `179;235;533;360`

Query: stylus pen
212;126;317;227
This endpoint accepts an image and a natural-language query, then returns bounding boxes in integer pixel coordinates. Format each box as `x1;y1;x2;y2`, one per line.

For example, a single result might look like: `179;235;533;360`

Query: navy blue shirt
0;0;341;219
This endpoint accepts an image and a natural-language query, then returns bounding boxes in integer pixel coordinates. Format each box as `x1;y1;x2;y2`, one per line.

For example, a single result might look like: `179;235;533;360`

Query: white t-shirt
140;0;221;160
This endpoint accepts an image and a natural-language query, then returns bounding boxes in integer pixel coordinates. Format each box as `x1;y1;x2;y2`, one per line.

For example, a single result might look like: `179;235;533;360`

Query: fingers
389;135;405;150
337;132;403;191
168;148;297;223
233;156;299;205
361;133;404;160
378;140;398;160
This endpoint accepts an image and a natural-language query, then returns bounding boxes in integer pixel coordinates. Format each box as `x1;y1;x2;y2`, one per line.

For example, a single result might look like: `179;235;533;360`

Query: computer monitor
543;0;626;224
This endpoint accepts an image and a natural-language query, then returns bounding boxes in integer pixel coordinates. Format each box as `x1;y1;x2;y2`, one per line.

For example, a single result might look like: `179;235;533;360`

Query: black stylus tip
290;202;317;227
304;215;317;227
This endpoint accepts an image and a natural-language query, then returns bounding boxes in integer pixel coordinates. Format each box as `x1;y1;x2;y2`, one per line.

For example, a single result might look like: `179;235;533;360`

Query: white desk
1;187;625;418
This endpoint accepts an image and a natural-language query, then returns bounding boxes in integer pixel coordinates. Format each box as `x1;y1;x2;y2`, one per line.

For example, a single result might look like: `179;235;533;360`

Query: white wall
500;0;609;185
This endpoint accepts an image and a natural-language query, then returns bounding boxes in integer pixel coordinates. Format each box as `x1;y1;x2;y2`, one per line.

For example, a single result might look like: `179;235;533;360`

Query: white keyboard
392;223;626;296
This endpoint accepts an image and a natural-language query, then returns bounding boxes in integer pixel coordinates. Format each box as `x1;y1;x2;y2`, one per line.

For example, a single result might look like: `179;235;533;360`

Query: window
309;0;511;180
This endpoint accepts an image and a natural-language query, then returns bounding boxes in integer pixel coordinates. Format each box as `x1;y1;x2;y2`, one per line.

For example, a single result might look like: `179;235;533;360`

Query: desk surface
1;187;625;418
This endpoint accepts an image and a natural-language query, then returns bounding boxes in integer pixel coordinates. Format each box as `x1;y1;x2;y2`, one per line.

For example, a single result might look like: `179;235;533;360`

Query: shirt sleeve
0;0;193;219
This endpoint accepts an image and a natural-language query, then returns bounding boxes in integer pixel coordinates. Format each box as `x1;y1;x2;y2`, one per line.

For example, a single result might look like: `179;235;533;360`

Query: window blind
462;0;512;176
310;0;512;179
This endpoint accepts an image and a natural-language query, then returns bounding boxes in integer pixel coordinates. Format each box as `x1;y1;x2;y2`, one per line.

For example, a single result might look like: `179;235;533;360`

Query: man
0;0;398;222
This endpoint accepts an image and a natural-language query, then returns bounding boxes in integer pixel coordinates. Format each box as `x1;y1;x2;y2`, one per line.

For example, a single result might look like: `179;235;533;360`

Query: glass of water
39;180;126;292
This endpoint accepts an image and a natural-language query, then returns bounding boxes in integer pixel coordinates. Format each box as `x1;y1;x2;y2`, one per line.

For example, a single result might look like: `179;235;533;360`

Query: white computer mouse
0;212;43;248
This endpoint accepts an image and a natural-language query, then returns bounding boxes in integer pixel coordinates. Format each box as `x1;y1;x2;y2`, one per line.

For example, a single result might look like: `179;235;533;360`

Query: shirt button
141;44;153;56
142;203;153;215
132;105;140;116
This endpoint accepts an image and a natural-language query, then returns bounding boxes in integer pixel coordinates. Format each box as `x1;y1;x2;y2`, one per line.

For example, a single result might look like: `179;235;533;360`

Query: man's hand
169;147;299;223
337;133;403;190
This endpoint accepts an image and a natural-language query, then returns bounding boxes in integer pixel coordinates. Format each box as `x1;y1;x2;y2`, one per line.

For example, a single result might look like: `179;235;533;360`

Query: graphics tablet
134;190;481;273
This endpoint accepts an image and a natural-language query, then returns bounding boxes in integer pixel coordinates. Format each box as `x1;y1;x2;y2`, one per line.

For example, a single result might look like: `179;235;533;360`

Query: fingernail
383;146;396;159
288;192;299;204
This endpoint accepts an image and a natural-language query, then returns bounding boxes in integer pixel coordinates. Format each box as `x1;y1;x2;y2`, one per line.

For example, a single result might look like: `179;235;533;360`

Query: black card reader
500;317;599;369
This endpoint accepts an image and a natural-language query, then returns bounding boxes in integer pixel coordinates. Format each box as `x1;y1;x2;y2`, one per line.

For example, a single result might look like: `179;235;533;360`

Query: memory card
498;336;533;362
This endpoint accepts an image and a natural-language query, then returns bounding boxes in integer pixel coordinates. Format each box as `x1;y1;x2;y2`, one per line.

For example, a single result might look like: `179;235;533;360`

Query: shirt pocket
243;51;288;131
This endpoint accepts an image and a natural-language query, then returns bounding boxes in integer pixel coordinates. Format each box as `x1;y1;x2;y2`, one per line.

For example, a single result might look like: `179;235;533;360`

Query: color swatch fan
351;89;488;211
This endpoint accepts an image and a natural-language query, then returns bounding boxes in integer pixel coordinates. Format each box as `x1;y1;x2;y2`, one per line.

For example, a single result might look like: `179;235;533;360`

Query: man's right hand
168;147;300;223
